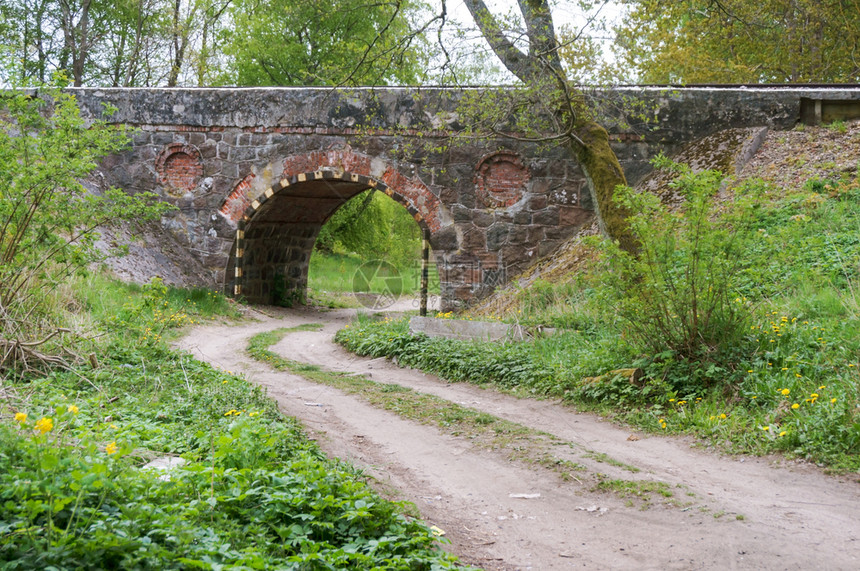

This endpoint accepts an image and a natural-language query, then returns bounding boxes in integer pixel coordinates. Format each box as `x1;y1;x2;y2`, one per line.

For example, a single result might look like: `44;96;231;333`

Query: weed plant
1;278;463;569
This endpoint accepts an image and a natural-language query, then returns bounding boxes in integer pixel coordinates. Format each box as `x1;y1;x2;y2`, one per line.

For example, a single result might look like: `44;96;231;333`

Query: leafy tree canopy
221;0;429;86
616;0;860;84
0;0;431;87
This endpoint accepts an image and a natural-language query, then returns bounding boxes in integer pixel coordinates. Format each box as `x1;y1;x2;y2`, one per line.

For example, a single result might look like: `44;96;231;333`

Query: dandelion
35;417;53;434
791;403;800;409
779;431;787;437
831;398;837;404
818;385;826;390
14;412;27;424
762;426;770;431
669;398;676;403
811;393;819;399
109;424;118;429
105;442;118;455
659;418;667;429
719;413;727;419
67;405;79;414
780;388;790;396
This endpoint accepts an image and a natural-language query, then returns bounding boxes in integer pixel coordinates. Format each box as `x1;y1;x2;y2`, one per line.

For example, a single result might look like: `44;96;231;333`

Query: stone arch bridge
72;86;860;309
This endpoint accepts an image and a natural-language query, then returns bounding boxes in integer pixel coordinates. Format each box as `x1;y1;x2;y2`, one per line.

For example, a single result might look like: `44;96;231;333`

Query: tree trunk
462;0;637;252
571;121;637;253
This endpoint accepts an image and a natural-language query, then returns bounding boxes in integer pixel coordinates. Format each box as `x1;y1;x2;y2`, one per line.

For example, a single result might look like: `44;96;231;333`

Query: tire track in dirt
177;305;860;570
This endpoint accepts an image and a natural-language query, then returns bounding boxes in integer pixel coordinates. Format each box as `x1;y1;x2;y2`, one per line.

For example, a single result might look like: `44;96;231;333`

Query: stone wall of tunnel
235;222;320;305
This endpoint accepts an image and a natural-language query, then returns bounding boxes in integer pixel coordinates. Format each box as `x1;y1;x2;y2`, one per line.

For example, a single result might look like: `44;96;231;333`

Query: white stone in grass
142;457;187;481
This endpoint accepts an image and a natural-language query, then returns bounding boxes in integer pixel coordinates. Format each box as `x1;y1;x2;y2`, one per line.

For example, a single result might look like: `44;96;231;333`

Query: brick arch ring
229;161;445;297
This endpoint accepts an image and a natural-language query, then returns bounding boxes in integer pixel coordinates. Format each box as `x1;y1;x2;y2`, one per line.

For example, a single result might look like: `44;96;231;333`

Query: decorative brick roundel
474;151;530;208
156;143;203;195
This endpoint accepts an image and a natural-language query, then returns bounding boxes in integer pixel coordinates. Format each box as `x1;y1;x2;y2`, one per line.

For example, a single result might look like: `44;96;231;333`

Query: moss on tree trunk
572;121;638;254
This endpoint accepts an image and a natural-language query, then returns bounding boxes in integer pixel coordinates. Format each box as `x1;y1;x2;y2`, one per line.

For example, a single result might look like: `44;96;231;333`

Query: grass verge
247;326;682;509
1;277;464;569
335;145;860;473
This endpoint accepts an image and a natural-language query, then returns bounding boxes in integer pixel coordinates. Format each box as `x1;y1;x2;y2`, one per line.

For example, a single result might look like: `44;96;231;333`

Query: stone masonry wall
66;86;860;308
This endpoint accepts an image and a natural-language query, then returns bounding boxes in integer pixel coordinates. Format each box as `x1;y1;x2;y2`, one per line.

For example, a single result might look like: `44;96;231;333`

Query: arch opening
226;169;442;307
308;189;441;310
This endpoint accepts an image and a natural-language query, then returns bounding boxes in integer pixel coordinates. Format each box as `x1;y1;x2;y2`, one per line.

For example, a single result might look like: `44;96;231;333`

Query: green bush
0;88;170;374
598;157;754;389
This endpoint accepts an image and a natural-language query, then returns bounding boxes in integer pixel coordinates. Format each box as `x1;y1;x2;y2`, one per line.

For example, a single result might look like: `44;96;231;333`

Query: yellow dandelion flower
831;398;837;404
818;385;826;390
719;413;727;419
791;403;800;409
67;405;79;414
14;412;27;424
780;388;790;396
35;417;53;434
762;426;770;431
106;442;118;455
779;431;787;437
811;393;819;399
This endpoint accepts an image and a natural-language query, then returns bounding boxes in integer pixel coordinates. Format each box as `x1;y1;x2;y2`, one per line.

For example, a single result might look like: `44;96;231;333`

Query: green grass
0;278;465;569
246;326;621;484
309;250;440;297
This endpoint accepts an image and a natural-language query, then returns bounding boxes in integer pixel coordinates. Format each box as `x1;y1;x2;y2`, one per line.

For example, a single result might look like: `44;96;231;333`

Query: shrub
598;157;754;390
0;87;169;375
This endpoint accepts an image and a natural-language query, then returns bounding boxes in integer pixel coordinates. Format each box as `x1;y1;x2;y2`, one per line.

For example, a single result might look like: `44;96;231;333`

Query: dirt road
177;304;860;570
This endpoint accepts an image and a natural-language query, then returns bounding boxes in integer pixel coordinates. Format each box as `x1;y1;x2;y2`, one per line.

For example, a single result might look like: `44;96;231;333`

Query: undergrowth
0;278;463;569
336;157;860;472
